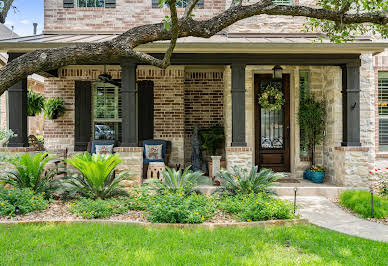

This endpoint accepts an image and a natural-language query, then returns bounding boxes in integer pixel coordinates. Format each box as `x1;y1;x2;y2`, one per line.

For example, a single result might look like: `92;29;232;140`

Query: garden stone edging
0;218;308;228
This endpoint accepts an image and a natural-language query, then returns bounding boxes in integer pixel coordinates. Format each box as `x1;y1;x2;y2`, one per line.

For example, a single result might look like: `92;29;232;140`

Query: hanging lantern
272;65;283;79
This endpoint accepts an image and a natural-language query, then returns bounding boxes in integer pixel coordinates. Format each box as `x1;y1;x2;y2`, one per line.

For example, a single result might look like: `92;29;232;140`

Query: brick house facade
0;0;387;187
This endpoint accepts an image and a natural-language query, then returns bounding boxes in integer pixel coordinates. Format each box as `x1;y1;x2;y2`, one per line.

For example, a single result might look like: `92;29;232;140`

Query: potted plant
200;125;225;179
44;97;66;120
27;88;45;116
298;95;327;183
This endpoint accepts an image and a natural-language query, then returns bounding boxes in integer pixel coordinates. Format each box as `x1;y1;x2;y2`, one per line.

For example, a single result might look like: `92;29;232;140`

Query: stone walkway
281;196;388;242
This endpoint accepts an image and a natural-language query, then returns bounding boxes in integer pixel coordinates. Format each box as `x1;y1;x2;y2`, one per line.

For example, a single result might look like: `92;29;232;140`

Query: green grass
339;190;388;219
0;223;387;265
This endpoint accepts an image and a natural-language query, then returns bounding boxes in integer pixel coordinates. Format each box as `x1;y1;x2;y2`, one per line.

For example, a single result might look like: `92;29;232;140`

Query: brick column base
226;147;253;172
333;147;370;187
113;147;143;186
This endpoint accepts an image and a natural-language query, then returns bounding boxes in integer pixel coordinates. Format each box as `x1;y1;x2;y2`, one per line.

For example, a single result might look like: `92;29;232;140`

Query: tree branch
161;0;179;67
0;0;386;94
0;0;15;24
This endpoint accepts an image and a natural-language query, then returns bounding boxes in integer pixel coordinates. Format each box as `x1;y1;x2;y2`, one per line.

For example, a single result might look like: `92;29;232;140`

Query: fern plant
65;152;131;199
0;152;60;196
44;97;66;120
216;166;284;195
150;166;204;195
27;88;45;116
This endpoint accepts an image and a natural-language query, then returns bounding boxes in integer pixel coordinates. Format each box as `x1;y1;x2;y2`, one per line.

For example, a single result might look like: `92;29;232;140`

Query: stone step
196;182;368;199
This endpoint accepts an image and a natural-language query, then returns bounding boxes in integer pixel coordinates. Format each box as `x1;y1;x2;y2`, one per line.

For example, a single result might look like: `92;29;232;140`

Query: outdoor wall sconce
273;65;283;79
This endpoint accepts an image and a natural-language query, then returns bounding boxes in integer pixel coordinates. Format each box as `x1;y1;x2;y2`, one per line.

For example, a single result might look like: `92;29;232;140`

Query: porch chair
140;139;171;179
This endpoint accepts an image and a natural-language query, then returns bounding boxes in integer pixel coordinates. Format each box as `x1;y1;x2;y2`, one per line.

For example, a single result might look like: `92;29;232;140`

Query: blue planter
310;171;325;183
303;169;313;180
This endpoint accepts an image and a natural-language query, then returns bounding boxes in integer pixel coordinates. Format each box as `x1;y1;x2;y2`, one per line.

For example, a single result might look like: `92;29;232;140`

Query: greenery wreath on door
258;86;285;112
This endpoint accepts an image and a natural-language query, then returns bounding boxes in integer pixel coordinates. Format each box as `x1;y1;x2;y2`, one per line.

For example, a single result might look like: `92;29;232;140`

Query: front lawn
0;223;387;265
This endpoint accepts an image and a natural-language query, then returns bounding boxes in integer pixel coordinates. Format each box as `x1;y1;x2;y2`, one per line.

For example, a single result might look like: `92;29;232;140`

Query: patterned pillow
145;144;163;160
95;144;114;154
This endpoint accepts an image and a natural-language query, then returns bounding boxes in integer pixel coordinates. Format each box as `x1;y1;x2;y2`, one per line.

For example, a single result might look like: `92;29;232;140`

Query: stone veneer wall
183;69;224;164
225;147;253;172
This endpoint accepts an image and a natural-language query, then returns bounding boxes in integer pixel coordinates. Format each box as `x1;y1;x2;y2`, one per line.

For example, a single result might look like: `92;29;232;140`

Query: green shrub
216;166;283;195
339;190;388;219
150;166;204;195
217;193;294;222
65;152;132;199
124;186;151;211
0;187;48;217
69;198;129;219
146;191;216;224
0;152;60;196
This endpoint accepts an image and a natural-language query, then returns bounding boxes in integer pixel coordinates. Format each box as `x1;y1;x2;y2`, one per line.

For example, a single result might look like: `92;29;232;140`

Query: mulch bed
0;201;307;227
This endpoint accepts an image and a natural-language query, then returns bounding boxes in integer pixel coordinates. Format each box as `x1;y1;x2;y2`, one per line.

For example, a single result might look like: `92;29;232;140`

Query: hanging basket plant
44;97;66;120
27;88;45;116
258;86;285;112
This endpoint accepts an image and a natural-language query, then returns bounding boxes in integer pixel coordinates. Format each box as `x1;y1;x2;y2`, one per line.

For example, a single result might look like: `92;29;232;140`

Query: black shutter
152;0;159;8
138;81;154;141
74;81;92;151
105;0;116;8
63;0;74;8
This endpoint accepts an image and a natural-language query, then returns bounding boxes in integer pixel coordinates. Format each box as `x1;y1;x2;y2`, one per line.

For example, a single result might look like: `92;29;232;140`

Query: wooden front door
254;74;290;172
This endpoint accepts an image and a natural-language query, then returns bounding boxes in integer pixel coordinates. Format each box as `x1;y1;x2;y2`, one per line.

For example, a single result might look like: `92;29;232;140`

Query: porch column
341;63;361;146
121;62;138;147
7;53;28;147
231;64;247;147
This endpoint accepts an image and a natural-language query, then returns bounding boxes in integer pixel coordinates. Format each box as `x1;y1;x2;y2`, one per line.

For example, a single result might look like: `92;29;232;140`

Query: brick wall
183;70;224;163
44;0;225;33
43;0;324;34
43;79;75;150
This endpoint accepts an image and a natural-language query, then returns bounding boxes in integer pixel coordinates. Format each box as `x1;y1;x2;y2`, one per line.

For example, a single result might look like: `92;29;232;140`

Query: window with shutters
92;82;122;141
272;0;293;5
152;0;204;9
378;72;388;151
299;70;310;158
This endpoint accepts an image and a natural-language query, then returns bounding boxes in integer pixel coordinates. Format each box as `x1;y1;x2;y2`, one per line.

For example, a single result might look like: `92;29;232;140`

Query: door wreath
258;86;285;112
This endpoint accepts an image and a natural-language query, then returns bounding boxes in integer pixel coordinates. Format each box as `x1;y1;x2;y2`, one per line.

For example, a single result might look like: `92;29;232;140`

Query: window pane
96;0;105;7
78;0;87;7
87;0;96;7
379;72;388;150
299;71;309;158
93;83;122;141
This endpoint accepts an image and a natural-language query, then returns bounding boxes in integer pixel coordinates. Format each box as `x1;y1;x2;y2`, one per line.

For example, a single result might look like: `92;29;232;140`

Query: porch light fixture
273;65;283;79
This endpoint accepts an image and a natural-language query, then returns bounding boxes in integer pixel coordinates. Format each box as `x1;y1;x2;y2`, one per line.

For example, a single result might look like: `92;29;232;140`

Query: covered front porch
1;33;384;187
2;52;374;187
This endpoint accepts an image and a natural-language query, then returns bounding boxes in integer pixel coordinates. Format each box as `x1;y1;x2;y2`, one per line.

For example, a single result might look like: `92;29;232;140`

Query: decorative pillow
95;144;114;154
145;144;163;160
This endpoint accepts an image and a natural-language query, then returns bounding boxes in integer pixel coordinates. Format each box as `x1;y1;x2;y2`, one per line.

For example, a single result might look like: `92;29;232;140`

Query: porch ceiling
0;32;386;54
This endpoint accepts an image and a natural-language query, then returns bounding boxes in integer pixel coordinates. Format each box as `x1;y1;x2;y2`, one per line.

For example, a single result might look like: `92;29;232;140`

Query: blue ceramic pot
303;169;312;180
310;171;325;183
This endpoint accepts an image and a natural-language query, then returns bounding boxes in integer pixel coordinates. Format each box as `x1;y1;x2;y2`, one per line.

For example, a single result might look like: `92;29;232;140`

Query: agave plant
65;152;131;199
150;166;204;195
0;152;60;195
216;166;284;195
